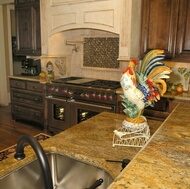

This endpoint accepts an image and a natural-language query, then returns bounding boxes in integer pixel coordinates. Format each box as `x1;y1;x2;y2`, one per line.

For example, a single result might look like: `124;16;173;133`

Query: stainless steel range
46;77;120;134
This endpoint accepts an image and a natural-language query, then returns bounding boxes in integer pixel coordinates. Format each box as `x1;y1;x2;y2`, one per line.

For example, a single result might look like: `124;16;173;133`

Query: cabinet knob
16;94;21;97
33;97;40;102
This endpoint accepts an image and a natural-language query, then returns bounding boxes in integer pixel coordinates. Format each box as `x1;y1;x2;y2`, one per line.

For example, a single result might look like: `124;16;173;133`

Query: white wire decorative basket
113;119;150;147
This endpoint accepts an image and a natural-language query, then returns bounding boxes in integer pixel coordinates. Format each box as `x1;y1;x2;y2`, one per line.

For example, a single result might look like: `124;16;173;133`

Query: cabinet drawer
12;90;43;106
12;104;43;123
27;81;43;92
10;79;26;89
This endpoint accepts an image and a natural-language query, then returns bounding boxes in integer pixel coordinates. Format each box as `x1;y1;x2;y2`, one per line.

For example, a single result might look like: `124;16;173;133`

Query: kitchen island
0;102;190;188
108;102;190;189
0;112;161;179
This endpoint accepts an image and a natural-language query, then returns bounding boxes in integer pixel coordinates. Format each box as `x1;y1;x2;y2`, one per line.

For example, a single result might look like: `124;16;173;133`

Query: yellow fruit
176;85;183;93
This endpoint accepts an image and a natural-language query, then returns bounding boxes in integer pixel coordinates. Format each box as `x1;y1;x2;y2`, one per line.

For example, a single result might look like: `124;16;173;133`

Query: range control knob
48;87;58;94
97;93;101;100
107;94;113;101
81;92;89;99
89;92;96;99
61;88;68;94
68;90;73;96
85;92;90;99
47;87;54;93
54;87;59;93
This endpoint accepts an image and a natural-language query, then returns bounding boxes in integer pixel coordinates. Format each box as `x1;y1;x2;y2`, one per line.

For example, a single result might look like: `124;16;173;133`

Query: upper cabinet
15;0;41;56
175;0;190;60
140;0;190;61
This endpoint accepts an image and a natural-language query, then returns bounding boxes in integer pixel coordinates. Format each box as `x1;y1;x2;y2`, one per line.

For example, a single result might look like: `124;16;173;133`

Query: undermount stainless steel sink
0;153;113;189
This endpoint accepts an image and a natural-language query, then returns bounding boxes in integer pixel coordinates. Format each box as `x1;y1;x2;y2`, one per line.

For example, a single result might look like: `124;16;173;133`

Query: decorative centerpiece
113;50;172;147
46;61;54;80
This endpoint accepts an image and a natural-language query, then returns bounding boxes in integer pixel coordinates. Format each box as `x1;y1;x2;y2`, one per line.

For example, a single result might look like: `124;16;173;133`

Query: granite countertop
0;103;189;188
108;102;190;188
4;76;190;188
8;75;41;82
0;113;161;179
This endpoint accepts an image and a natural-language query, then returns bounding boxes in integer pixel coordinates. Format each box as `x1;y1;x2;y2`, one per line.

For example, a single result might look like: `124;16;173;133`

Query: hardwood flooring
0;105;46;151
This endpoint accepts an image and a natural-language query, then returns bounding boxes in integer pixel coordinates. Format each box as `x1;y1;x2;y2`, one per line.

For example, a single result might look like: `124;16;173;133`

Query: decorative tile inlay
83;37;119;69
55;58;67;75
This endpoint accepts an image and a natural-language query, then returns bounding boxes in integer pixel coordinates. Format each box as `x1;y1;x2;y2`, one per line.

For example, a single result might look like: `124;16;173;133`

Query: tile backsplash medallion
83;37;119;69
40;57;70;79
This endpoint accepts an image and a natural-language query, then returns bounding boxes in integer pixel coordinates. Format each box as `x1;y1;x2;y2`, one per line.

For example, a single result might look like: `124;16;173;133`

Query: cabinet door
15;1;41;55
175;0;190;60
15;6;33;54
140;0;179;58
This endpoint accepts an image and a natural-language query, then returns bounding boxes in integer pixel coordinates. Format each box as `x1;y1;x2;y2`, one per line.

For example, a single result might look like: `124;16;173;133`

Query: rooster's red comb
131;59;138;65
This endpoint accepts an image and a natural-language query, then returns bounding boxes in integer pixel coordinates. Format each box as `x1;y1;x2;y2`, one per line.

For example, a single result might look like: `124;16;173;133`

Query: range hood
40;0;142;60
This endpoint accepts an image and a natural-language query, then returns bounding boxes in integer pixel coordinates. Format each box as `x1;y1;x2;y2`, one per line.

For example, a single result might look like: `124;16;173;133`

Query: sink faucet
14;134;53;189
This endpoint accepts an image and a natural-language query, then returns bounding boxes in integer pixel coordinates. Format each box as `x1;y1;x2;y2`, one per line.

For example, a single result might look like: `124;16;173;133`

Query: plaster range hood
40;0;142;61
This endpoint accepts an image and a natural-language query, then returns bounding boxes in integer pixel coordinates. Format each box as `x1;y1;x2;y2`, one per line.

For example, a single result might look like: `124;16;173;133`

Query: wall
0;5;9;106
0;2;14;106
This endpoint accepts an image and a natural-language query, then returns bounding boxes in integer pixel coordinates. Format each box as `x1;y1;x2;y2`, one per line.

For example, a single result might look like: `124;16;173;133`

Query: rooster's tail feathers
148;66;172;79
140;49;165;73
144;61;164;77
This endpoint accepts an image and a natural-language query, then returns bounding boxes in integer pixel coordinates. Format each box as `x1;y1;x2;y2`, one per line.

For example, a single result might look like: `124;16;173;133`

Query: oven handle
46;96;67;102
70;100;115;110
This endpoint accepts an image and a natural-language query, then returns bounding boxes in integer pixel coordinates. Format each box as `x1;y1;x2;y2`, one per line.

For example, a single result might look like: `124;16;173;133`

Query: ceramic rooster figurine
120;49;172;124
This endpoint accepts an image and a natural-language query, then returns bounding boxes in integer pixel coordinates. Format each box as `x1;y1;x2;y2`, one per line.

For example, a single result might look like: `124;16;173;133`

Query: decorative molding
119;0;132;59
84;9;114;27
51;12;76;30
50;0;108;6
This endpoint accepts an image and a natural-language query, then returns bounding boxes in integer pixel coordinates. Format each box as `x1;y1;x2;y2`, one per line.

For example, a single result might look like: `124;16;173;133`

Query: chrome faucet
14;134;53;189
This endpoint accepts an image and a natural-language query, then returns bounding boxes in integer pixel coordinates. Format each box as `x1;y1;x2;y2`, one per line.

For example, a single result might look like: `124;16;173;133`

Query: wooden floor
0;105;46;151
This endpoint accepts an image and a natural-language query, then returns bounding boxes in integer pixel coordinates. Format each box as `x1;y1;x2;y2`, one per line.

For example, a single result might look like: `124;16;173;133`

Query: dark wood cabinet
175;0;190;59
10;78;46;129
140;0;190;61
15;0;41;56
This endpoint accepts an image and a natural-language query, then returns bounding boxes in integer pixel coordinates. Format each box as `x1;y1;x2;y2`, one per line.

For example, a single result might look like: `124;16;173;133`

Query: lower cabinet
12;103;43;124
9;78;46;129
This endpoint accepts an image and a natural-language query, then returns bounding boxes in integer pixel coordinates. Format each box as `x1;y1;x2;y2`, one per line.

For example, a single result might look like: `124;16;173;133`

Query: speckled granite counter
1;103;189;188
108;102;190;189
0;113;161;180
8;75;41;82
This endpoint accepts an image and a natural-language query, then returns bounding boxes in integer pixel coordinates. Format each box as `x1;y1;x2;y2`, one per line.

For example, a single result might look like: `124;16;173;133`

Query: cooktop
51;77;121;90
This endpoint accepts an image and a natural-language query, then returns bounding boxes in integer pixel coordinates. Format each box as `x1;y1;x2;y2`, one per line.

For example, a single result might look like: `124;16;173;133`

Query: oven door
70;100;115;126
47;97;71;133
